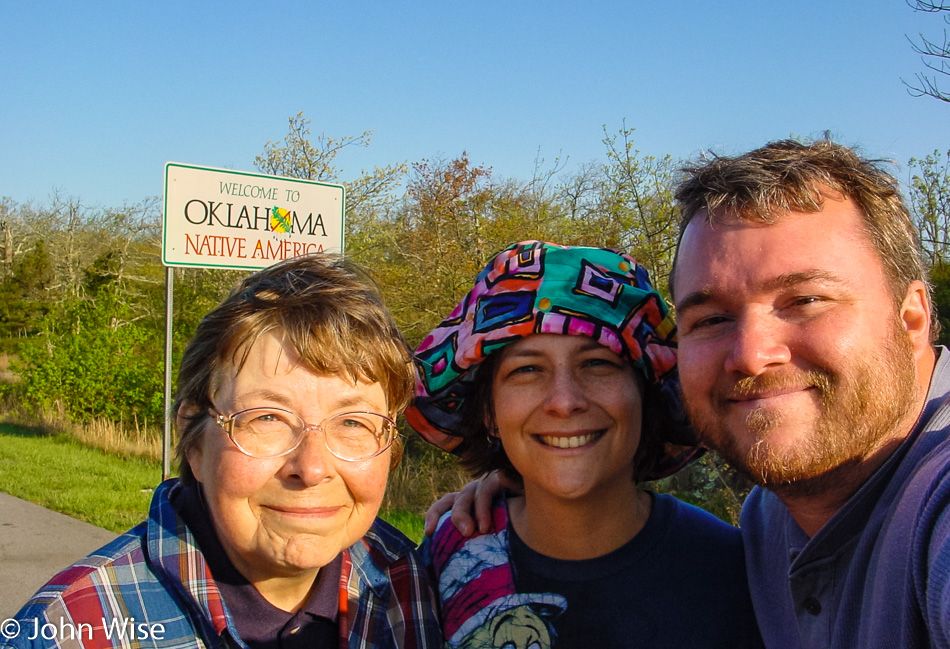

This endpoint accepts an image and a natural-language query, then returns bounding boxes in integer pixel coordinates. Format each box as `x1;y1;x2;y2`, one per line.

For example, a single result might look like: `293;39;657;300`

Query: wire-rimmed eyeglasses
210;407;397;461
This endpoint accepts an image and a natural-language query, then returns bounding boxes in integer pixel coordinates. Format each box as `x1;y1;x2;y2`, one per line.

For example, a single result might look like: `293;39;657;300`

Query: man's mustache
725;370;834;401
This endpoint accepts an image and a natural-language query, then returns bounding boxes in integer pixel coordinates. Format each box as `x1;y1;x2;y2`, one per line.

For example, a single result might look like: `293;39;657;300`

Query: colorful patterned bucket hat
404;240;701;480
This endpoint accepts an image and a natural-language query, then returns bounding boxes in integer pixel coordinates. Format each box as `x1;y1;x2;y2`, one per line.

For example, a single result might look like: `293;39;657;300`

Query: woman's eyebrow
324;394;377;410
235;388;292;406
500;348;545;359
236;390;379;412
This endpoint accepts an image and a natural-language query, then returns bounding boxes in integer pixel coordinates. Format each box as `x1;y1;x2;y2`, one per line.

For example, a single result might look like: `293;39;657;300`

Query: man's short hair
174;254;413;486
671;139;935;338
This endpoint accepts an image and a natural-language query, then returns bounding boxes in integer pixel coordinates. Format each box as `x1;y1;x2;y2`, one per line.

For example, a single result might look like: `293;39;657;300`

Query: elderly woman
406;241;762;648
7;255;441;649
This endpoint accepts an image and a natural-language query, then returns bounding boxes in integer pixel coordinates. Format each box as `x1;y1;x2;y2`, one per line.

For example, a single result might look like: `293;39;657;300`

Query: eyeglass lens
227;408;392;460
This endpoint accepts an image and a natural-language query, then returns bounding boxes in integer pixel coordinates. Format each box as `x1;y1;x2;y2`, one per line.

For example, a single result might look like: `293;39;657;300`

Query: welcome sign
162;163;345;269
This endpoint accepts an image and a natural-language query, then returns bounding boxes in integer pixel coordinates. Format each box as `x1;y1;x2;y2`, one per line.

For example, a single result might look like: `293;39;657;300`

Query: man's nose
724;314;792;376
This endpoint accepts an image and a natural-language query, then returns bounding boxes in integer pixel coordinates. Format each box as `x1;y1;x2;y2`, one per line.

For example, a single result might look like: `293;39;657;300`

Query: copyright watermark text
1;617;165;642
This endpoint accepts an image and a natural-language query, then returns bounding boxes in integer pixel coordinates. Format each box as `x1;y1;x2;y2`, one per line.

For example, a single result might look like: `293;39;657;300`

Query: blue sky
2;0;948;208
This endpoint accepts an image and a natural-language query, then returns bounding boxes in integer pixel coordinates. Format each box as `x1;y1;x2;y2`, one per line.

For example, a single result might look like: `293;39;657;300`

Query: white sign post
160;164;345;477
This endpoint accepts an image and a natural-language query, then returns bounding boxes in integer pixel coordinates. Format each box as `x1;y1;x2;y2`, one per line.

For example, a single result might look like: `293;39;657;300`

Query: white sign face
162;163;345;270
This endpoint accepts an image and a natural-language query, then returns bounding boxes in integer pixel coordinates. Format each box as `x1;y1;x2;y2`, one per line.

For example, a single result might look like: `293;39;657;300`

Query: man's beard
688;321;918;497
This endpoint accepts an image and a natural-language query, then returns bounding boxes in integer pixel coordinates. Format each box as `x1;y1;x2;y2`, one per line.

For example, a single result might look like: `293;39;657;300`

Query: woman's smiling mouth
536;431;605;449
267;504;345;519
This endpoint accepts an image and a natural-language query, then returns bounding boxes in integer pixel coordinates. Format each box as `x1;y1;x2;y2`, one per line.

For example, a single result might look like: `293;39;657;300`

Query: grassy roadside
0;422;425;541
0;423;158;532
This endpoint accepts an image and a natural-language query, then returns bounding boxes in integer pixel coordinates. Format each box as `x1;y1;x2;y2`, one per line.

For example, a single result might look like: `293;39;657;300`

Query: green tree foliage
0;198;169;423
648;455;754;526
930;262;950;346
370;154;499;344
0;240;55;344
170;267;249;341
10;290;164;424
908;149;950;346
910;149;950;265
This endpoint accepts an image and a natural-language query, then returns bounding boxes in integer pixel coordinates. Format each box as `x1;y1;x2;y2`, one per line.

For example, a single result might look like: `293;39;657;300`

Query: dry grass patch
0;401;163;462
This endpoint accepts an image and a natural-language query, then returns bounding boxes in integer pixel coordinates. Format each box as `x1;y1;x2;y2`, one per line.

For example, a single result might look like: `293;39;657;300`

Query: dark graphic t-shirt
507;493;763;649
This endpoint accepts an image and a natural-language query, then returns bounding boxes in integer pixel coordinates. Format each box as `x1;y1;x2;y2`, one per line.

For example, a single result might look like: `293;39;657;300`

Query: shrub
7;295;164;425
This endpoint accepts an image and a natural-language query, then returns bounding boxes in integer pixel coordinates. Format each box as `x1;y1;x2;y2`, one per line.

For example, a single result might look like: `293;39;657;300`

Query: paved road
0;492;116;618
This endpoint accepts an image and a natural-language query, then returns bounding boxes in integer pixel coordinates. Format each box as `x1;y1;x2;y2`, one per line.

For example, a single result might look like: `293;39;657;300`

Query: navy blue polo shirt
741;347;950;648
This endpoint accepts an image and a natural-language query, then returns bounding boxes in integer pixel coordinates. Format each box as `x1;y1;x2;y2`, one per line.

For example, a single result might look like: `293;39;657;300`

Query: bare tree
598;124;680;286
905;0;950;103
254;111;406;222
0;198;13;275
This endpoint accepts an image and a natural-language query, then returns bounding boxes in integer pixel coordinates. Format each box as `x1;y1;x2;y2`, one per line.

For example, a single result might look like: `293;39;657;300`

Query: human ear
899;280;933;358
177;403;205;483
483;407;497;437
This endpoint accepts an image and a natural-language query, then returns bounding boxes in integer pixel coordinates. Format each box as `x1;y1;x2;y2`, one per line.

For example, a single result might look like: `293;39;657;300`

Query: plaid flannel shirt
1;479;441;649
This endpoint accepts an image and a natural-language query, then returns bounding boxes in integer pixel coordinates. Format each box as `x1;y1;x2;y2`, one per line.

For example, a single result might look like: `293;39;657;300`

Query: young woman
405;241;762;649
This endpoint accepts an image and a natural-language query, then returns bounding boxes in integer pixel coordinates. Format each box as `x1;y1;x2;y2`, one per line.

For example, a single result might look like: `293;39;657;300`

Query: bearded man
671;140;948;648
